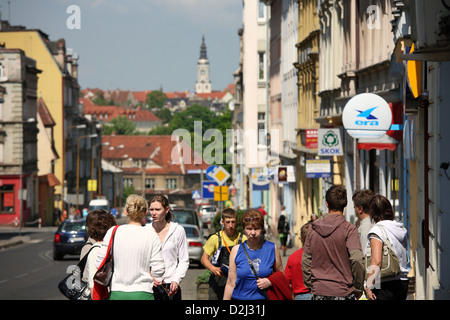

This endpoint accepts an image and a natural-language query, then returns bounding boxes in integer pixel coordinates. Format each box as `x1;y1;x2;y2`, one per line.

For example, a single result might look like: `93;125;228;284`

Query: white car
198;205;218;227
181;224;205;264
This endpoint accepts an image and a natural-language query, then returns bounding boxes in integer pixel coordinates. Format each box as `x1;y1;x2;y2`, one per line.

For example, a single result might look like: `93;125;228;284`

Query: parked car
198;205;218;227
172;208;202;231
53;219;88;260
181;224;204;264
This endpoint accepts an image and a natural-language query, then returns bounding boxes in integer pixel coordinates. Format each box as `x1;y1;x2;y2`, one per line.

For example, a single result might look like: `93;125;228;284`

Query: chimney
72;52;79;80
56;39;66;70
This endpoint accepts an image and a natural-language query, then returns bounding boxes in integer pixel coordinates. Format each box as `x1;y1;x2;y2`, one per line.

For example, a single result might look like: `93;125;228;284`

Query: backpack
210;231;244;267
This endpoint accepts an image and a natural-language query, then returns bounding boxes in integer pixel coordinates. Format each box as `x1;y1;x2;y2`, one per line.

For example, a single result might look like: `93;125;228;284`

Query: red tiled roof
165;91;189;99
102;135;209;175
196;91;227;100
81;102;162;123
132;90;152;103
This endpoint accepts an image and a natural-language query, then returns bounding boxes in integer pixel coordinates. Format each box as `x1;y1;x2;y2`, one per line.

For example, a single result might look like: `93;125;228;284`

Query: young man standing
201;208;247;300
302;185;365;300
352;189;375;250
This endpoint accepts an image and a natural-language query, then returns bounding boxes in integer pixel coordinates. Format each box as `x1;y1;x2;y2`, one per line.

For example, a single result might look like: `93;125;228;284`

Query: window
0;185;15;213
124;178;133;187
166;178;177;189
258;112;266;144
258;2;266;19
259;52;265;80
145;178;155;189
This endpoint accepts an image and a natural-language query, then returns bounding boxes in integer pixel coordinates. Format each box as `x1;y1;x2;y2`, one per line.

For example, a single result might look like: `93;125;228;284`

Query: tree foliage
146;90;167;109
102;116;136;135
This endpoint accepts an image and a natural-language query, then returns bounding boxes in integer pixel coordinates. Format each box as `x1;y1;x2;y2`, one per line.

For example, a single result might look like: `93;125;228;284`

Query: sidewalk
0;225;56;249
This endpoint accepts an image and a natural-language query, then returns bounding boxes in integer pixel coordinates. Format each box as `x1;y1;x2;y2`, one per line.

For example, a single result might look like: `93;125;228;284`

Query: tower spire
200;33;207;59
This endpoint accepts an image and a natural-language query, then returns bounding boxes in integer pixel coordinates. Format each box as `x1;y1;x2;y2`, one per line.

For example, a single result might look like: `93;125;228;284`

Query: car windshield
183;226;200;238
173;210;198;225
202;207;216;212
61;221;86;232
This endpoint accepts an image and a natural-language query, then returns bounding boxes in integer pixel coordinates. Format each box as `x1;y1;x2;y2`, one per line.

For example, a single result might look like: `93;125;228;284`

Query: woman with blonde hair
224;209;284;300
95;194;165;300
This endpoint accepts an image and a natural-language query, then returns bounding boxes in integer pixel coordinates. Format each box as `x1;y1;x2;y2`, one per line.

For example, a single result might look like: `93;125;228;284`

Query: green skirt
109;291;155;300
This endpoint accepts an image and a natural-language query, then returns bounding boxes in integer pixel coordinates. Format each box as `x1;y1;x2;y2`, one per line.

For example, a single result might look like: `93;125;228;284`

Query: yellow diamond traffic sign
210;165;230;186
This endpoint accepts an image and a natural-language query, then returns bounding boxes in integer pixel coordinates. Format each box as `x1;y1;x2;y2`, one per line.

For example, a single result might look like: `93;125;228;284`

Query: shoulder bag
241;241;270;300
364;225;400;279
94;225;119;287
58;245;95;300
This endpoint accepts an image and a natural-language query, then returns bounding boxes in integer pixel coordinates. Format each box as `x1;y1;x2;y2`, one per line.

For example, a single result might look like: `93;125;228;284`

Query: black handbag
58;246;95;300
94;225;119;287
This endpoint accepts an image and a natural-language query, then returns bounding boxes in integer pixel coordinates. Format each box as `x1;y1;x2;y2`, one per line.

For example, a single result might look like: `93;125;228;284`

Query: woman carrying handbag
365;195;409;300
94;194;165;300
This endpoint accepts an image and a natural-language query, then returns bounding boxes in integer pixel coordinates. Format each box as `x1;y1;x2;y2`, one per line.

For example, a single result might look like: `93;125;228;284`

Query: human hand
168;281;179;297
212;266;224;277
365;288;376;300
256;278;272;290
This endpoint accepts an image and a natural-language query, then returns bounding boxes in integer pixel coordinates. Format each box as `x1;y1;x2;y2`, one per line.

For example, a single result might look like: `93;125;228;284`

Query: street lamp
76;134;98;211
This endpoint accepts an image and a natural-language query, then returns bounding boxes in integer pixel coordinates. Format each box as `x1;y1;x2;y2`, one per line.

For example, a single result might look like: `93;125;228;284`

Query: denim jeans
294;293;312;300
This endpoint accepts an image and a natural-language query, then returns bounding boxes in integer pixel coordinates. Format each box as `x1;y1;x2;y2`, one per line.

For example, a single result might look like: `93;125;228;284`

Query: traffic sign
208;165;230;186
192;190;201;200
214;186;229;201
202;181;218;199
206;165;218;180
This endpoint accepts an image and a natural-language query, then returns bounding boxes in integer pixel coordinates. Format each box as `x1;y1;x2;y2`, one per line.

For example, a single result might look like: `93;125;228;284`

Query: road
0;225;297;300
0;226;206;300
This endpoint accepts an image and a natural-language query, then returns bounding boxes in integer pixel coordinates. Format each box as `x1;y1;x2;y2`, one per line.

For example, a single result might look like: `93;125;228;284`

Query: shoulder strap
241;241;259;279
378;225;393;250
238;232;243;243
77;245;97;272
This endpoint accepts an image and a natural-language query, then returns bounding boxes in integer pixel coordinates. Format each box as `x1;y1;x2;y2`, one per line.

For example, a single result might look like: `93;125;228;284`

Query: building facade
0;22;101;215
0;48;40;226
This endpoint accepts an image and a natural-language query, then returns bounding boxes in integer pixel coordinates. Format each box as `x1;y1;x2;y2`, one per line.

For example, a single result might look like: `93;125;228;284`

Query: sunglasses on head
243;217;262;223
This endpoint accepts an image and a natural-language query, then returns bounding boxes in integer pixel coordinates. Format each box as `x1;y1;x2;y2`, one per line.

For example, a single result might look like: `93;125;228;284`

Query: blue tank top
232;240;275;300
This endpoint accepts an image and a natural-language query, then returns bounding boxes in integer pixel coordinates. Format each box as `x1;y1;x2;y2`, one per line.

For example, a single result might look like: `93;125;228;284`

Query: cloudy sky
3;0;242;92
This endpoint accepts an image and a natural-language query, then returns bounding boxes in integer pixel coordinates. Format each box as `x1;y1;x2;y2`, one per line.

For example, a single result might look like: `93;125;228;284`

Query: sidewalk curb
0;236;31;249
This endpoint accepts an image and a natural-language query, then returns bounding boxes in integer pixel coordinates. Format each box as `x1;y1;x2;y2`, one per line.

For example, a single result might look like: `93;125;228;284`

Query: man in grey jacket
302;185;365;300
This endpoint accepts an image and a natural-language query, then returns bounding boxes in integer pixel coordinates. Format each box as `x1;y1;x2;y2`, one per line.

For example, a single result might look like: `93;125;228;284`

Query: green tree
146;91;167;109
122;185;135;205
102;116;136;135
155;108;172;124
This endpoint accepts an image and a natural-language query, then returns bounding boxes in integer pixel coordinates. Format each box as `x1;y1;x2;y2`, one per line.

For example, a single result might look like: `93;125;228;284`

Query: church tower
195;34;212;94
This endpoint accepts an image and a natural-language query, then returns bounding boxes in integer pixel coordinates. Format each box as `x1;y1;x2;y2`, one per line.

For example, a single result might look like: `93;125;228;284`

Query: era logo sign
66;5;81;30
366;5;381;30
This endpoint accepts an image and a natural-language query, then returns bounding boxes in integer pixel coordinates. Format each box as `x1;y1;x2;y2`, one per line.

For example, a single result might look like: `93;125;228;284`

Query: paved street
0;224;298;300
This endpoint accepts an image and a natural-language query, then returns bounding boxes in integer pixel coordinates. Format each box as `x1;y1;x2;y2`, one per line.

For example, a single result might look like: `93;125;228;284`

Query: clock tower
195;34;212;94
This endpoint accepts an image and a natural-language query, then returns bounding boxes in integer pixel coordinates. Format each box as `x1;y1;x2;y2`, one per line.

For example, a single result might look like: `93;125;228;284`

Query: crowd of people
74;184;409;300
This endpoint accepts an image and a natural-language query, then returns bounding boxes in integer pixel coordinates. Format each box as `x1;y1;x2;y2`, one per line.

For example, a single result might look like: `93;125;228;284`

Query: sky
2;0;243;92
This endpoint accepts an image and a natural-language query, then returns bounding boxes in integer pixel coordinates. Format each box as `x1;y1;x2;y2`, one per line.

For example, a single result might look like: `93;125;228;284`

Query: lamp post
62;124;87;213
76;134;98;211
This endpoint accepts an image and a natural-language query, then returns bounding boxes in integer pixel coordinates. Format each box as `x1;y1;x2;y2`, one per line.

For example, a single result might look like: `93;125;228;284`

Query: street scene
1;0;450;302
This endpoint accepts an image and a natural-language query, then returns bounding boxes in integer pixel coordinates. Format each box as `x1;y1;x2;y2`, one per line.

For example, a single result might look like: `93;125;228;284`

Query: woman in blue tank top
224;209;283;300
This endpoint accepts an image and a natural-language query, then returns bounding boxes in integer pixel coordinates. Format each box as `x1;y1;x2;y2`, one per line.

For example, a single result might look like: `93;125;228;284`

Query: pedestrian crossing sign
192;190;201;200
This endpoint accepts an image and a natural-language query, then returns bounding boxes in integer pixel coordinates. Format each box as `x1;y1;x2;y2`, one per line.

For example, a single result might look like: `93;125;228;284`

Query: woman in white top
95;194;165;300
85;209;116;298
148;195;189;300
365;195;409;300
